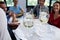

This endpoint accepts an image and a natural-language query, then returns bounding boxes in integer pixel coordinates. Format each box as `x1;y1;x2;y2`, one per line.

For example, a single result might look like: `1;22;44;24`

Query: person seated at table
8;12;20;29
0;1;20;29
0;8;11;40
9;0;24;18
0;1;20;40
48;1;60;28
32;0;49;18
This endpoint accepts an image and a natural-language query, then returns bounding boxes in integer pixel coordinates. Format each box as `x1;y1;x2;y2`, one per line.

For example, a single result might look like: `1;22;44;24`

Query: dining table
12;16;60;40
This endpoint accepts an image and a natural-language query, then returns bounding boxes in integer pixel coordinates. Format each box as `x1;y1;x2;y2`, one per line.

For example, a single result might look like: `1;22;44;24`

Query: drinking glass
39;12;49;24
23;12;34;28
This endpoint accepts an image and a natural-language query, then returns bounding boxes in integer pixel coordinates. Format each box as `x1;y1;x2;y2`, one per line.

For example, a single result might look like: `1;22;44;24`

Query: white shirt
0;8;11;40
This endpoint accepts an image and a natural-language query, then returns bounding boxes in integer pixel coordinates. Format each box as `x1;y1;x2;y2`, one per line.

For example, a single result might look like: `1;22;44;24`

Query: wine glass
39;12;49;24
23;12;34;28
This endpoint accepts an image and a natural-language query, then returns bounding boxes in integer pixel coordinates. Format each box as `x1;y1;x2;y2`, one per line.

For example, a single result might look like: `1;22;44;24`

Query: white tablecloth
13;17;60;40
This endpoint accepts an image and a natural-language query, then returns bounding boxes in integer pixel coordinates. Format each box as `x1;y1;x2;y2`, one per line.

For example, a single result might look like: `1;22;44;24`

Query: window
27;0;50;6
0;0;4;1
27;0;38;6
44;0;50;6
6;0;14;7
51;0;57;6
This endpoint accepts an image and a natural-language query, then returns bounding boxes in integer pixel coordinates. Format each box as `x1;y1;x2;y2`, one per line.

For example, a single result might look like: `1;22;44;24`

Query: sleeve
18;6;22;10
0;8;11;40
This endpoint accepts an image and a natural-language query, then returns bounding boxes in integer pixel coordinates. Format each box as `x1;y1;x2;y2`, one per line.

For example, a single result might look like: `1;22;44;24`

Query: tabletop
13;17;60;40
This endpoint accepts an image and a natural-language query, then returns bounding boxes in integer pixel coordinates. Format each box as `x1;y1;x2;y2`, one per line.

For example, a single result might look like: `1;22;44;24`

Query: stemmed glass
23;12;34;28
39;12;49;24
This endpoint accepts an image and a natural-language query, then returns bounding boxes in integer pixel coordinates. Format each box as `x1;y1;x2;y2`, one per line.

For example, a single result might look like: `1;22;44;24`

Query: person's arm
16;9;24;17
0;8;11;40
8;13;20;29
33;5;39;19
12;13;17;22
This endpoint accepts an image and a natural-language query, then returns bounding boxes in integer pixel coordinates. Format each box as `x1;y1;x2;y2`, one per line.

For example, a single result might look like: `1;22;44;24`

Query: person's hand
12;22;20;25
8;22;20;30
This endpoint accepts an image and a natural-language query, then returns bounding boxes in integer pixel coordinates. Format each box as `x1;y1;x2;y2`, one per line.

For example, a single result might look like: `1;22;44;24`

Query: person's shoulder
9;6;14;9
17;5;20;7
17;5;22;9
44;6;49;9
33;4;40;9
0;8;4;14
0;8;3;11
0;8;5;14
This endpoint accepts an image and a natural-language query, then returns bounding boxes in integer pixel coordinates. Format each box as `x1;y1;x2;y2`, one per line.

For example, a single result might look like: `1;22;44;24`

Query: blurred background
0;0;60;12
